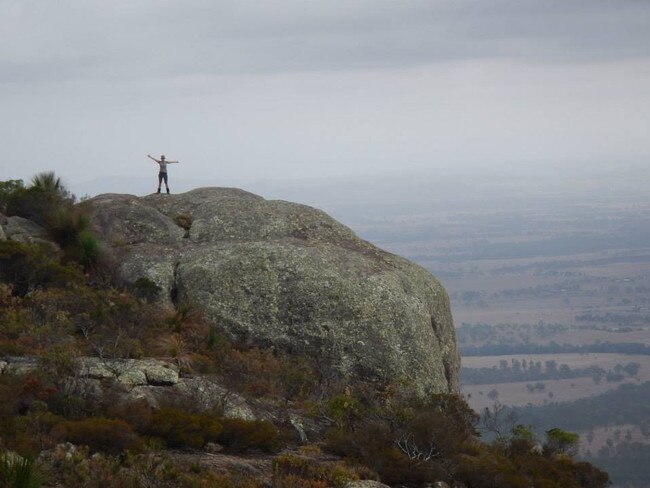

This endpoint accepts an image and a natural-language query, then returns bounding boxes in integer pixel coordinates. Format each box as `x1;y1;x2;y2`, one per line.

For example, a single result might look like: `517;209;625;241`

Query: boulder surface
86;188;459;394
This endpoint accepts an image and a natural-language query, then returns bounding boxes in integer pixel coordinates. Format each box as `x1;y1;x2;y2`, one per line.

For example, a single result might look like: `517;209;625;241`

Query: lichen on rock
86;188;460;395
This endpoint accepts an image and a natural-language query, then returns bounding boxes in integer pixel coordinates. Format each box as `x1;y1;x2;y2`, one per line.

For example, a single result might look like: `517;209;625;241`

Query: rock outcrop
85;188;460;395
0;356;254;420
345;482;393;488
1;215;50;246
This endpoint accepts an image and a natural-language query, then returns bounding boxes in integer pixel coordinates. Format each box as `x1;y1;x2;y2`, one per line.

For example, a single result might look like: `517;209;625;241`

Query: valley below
271;163;650;487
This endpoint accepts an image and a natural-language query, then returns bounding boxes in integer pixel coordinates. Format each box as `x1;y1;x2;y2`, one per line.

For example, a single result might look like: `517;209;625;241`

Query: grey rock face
3;216;47;244
76;357;180;387
86;188;460;395
344;481;392;488
3;356;39;375
174;377;256;419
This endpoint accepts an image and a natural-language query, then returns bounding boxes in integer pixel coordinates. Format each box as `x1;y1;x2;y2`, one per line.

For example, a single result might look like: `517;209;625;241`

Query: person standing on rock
147;154;179;194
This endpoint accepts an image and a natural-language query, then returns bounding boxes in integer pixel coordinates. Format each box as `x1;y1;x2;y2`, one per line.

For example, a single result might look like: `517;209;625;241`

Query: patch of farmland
462;376;642;412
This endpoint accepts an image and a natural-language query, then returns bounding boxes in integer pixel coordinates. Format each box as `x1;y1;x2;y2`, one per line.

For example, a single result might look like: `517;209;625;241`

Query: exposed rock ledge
0;356;254;420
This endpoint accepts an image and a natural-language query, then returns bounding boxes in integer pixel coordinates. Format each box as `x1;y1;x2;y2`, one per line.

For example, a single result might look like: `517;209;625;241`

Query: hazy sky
1;0;649;191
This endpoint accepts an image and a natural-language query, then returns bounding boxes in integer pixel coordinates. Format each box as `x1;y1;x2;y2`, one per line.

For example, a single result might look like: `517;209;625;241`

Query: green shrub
68;231;101;270
3;173;101;271
146;408;222;449
47;210;90;249
0;241;82;296
544;428;580;457
47;210;102;270
130;277;162;303
218;418;282;453
51;418;141;455
6;172;71;228
0;179;24;213
0;452;44;488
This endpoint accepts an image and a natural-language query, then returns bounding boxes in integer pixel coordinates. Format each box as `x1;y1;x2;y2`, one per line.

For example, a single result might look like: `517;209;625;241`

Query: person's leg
157;172;163;193
163;173;169;193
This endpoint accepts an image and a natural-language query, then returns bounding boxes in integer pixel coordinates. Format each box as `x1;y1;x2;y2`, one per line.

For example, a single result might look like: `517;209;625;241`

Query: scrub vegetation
0;174;610;487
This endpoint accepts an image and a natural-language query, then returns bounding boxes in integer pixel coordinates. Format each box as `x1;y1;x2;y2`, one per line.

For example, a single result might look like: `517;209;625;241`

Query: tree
6;172;72;227
480;402;518;440
624;362;640;377
0;179;24;212
30;171;66;195
544;428;579;457
508;424;538;456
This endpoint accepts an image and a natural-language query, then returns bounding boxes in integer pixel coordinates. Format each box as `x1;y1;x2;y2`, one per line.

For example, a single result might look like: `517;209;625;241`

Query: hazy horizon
1;1;649;186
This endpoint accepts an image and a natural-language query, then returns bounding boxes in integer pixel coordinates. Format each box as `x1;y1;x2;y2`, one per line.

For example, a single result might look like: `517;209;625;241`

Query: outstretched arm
147;154;160;163
168;160;179;164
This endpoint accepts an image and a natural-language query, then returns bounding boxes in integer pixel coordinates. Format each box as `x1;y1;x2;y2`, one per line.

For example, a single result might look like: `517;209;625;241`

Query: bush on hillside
51;417;141;455
272;454;360;488
2;174;102;271
218;418;283;454
0;241;82;296
146;408;222;449
0;179;25;213
218;346;316;401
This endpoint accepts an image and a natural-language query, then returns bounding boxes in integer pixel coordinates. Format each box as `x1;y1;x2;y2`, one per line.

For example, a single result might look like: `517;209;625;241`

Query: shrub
173;214;193;235
6;172;71;228
323;391;480;487
4;173;102;271
66;230;101;270
0;451;44;488
130;277;162;303
219;347;316;400
47;210;90;250
544;428;580;457
100;398;153;433
217;418;282;454
146;408;222;449
272;454;359;488
324;392;363;430
43;450;266;488
0;241;82;296
51;417;141;455
0;179;25;213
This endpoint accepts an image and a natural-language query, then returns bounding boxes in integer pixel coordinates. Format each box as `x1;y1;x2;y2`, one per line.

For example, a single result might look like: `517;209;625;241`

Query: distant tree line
461;359;640;385
461;341;650;356
575;312;650;325
456;322;569;345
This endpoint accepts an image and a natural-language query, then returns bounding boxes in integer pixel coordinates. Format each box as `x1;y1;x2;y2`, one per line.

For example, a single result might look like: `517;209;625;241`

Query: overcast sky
1;0;649;193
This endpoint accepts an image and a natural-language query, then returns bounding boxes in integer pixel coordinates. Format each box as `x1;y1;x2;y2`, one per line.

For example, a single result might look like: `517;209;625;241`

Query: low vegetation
0;174;611;487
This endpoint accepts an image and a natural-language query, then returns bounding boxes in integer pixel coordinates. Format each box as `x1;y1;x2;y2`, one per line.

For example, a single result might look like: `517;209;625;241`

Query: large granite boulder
85;188;459;395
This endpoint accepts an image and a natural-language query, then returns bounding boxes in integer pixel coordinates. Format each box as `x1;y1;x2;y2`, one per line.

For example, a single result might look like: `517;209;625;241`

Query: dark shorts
158;172;168;185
